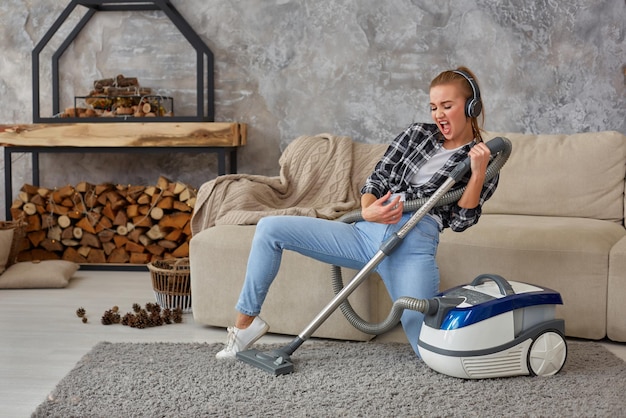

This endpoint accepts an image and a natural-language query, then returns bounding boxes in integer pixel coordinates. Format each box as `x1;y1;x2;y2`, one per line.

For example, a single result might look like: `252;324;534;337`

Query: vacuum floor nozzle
236;349;295;376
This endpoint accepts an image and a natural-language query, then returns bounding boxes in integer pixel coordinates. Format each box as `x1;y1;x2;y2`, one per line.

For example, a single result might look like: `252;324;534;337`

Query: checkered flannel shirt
361;123;500;232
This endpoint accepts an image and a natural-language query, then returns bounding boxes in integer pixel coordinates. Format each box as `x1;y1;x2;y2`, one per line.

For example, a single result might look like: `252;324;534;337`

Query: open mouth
439;121;451;136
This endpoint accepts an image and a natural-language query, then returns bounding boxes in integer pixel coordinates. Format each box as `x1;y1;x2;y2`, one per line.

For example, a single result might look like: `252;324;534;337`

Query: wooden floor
1;269;625;417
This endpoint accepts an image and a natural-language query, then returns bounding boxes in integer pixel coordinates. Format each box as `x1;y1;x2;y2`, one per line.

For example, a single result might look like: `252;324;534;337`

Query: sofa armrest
608;234;626;342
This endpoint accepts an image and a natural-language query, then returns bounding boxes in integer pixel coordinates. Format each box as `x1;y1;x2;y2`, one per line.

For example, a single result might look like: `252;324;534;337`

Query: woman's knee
255;216;284;241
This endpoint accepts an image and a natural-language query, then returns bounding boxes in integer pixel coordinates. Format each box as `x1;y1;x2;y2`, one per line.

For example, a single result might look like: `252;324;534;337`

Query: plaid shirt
361;123;499;232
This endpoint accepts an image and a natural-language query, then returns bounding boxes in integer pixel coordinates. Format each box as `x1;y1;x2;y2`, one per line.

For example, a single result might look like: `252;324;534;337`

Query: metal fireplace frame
32;0;215;123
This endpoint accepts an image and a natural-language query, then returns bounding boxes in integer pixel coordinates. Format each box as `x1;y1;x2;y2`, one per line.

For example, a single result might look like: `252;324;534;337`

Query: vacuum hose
331;139;511;335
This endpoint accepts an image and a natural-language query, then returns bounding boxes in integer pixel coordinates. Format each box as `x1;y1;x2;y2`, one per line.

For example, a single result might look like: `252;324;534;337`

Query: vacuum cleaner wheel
527;330;567;377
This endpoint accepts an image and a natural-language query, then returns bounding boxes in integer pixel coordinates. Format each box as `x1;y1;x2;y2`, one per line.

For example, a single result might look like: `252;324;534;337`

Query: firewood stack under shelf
10;176;196;265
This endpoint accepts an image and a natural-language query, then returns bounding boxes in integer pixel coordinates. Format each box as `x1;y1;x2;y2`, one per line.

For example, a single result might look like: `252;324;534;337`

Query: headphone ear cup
466;97;482;118
453;69;482;118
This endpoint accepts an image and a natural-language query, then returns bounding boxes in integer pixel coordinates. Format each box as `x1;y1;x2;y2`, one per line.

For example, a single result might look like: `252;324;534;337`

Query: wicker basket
147;258;192;313
0;218;27;267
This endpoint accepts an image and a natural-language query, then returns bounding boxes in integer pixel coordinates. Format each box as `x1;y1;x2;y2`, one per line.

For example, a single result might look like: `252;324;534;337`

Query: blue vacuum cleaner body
417;274;567;379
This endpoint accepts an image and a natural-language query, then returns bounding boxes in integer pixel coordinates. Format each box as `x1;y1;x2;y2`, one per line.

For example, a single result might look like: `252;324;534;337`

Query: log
41;239;63;252
125;241;144;253
150;207;164;220
80;232;101;249
95;216;112;233
77;246;91;258
41;214;57;229
146;244;165;256
159;212;190;230
113;235;128;249
26;214;41;232
87;249;107;264
108;248;130;264
102;241;116;256
72;227;84;240
98;229;115;243
113;210;128;226
132;215;152;228
23;203;37;216
171;242;189;258
63;247;87;263
47;226;62;242
146;225;165;240
172;200;192;212
58;215;72;229
76;181;94;193
126;204;140;218
129;252;150;264
62;227;75;240
76;217;97;234
28;230;46;247
156;196;174;210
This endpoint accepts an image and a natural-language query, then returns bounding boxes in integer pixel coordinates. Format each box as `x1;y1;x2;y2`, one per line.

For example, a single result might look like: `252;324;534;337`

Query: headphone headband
452;69;482;118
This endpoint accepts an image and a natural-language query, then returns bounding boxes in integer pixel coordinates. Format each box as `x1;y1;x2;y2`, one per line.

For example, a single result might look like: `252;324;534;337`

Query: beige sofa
189;130;626;343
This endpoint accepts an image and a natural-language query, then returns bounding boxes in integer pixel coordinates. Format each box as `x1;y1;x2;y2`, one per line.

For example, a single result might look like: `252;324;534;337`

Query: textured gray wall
1;0;625;219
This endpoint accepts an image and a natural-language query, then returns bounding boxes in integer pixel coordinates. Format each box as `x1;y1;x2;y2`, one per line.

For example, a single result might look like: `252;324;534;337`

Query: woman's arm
456;142;491;209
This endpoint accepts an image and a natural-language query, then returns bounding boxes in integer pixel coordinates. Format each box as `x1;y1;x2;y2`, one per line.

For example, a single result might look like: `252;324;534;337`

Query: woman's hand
361;191;404;224
468;142;491;180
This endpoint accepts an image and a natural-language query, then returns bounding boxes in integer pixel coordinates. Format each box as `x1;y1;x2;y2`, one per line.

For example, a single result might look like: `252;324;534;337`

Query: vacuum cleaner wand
236;137;509;375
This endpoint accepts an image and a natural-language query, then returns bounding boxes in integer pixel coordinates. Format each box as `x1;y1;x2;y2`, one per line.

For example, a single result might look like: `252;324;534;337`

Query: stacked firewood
10;177;196;264
61;74;173;118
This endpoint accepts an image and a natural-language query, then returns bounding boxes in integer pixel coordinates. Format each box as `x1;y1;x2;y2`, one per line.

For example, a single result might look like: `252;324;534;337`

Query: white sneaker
215;316;269;360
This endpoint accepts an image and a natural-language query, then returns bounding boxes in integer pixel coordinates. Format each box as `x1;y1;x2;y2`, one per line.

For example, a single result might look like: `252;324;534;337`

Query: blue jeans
235;213;441;356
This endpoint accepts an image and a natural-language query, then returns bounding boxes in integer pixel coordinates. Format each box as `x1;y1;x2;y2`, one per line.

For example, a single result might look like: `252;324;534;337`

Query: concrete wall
1;0;624;219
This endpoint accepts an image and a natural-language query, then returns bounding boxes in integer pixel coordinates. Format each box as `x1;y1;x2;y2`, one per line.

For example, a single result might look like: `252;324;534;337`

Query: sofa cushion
437;214;626;340
482;131;626;223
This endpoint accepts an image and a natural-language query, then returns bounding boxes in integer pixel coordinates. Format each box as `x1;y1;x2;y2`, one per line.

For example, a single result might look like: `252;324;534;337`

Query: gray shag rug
33;340;625;417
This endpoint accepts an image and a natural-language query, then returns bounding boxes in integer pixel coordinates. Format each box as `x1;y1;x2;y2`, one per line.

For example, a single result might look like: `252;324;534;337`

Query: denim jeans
235;213;441;356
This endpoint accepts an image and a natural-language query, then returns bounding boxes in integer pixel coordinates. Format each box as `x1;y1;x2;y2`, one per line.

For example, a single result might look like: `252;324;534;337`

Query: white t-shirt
410;145;462;186
407;144;463;230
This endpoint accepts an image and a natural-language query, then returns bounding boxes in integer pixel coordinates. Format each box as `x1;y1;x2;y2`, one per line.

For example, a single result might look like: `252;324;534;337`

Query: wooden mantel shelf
0;122;246;148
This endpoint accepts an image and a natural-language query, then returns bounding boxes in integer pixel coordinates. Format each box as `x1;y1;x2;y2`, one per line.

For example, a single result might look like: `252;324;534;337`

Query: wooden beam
0;122;246;147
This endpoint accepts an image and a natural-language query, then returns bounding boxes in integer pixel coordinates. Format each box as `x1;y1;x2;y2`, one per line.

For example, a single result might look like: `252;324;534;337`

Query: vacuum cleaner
238;136;564;378
417;273;566;378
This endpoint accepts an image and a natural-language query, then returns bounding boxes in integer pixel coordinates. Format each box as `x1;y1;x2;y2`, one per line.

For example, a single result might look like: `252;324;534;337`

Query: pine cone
121;313;133;326
134;310;149;328
162;308;172;324
101;309;115;325
149;312;163;327
76;307;86;318
132;303;141;313
172;307;183;324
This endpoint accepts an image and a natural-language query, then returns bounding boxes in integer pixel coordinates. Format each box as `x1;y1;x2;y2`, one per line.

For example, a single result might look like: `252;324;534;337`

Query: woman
216;67;499;359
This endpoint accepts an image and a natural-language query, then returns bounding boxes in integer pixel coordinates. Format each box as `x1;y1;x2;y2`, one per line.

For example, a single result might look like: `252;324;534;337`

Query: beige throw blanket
191;134;385;235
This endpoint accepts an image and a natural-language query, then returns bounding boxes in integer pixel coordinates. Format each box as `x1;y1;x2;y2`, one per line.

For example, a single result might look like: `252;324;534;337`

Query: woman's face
430;83;474;146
